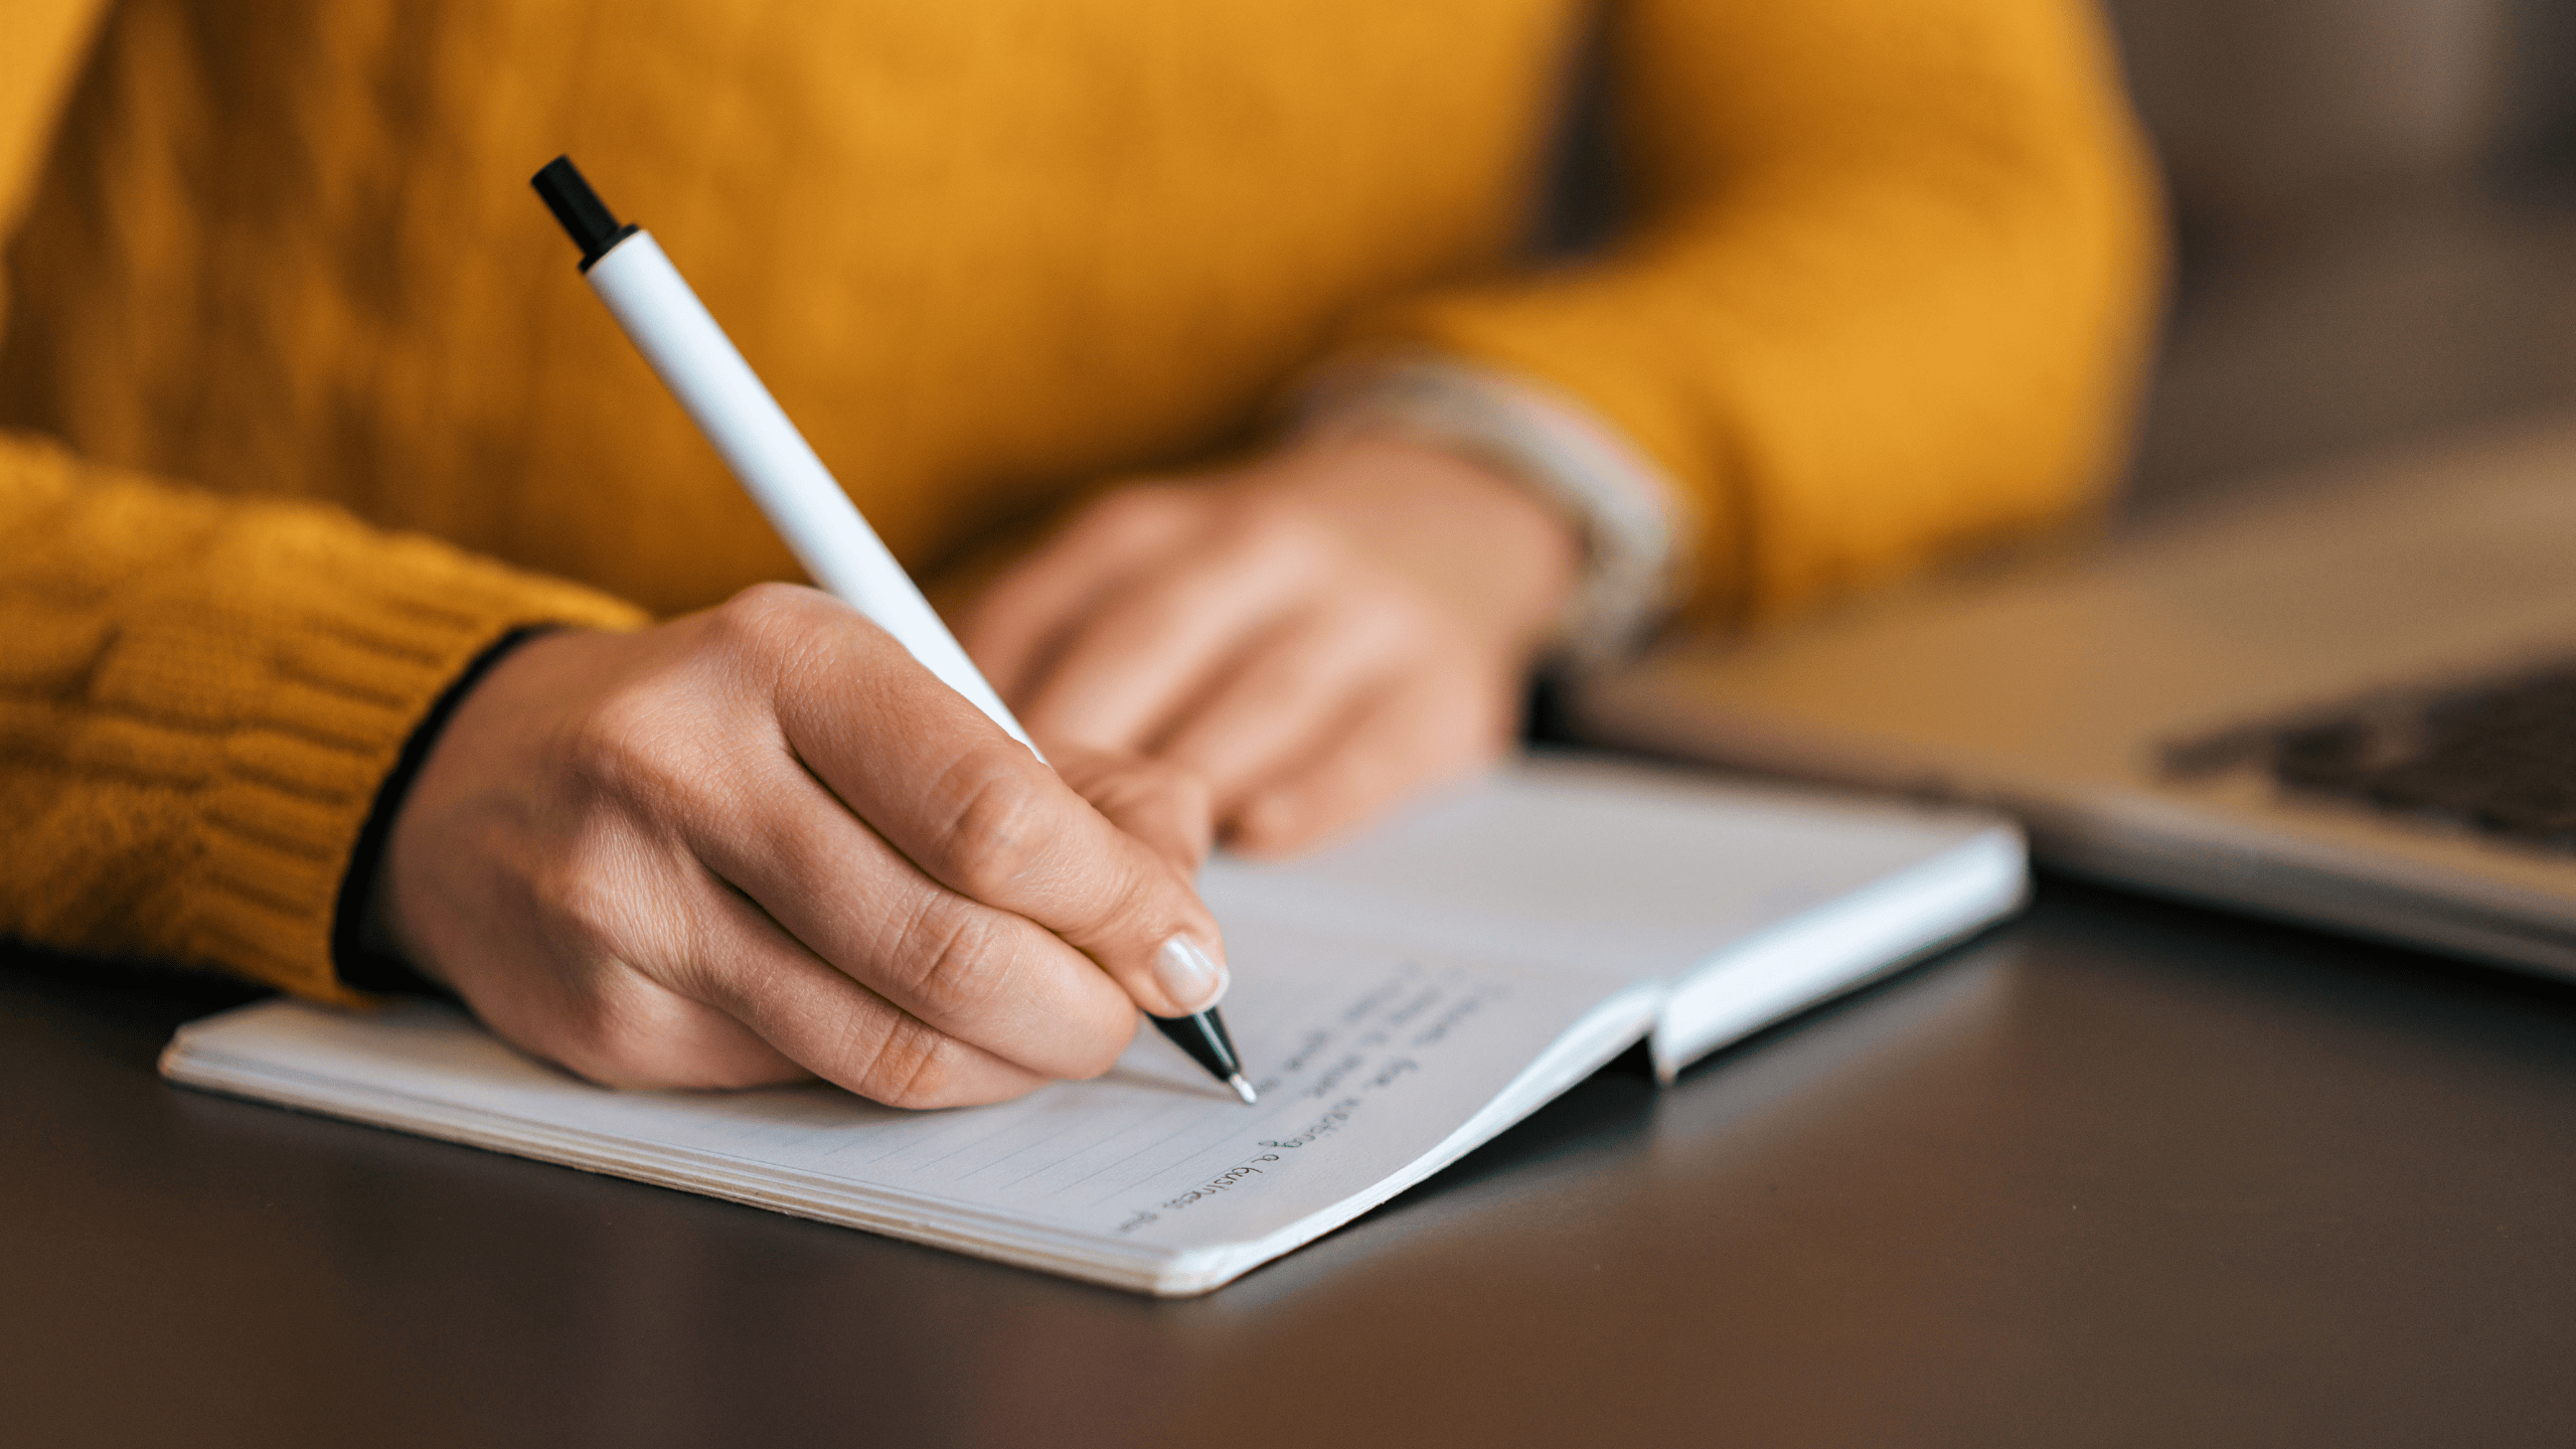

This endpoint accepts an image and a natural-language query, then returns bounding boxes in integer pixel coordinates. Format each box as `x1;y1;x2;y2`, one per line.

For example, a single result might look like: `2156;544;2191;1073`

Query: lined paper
164;915;1643;1271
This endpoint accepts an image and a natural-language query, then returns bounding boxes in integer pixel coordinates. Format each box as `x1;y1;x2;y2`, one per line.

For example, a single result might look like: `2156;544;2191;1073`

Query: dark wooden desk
6;878;2572;1449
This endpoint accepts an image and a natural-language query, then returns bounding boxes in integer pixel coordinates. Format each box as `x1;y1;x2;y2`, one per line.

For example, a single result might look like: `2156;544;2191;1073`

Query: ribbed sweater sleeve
0;435;647;999
0;441;651;1004
1347;0;2164;624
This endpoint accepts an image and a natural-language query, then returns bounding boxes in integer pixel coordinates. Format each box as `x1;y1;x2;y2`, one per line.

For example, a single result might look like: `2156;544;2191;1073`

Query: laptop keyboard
2165;659;2576;851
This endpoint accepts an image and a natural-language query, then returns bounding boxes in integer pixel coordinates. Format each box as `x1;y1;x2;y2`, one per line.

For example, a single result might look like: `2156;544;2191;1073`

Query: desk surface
6;878;2573;1449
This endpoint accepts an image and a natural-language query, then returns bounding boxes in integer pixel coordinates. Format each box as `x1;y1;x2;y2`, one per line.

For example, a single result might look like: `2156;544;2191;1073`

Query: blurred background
2099;0;2576;511
1537;1;2576;524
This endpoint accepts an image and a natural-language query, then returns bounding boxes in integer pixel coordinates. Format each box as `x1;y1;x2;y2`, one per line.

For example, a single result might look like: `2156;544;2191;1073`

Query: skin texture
370;583;1226;1108
959;436;1583;856
374;438;1581;1106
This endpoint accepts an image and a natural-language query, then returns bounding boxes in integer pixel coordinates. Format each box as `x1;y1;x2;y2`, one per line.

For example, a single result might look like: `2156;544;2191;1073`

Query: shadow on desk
8;876;2575;1449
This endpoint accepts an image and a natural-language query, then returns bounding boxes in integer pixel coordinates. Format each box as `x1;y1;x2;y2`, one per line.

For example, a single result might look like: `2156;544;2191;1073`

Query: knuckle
528;840;639;957
884;893;1015;1023
561;676;705;812
715;579;819;639
1088;483;1192;542
708;582;846;678
931;750;1056;896
1111;584;1201;650
1228;494;1329;564
851;1016;963;1109
546;978;686;1086
558;674;774;824
707;585;782;654
1343;577;1442;653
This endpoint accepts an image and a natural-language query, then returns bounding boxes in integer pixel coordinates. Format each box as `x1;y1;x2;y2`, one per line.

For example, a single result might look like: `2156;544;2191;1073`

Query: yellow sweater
0;0;2160;1001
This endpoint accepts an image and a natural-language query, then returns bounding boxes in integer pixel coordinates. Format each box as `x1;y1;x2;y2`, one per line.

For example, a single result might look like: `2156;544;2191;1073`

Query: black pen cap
531;155;638;271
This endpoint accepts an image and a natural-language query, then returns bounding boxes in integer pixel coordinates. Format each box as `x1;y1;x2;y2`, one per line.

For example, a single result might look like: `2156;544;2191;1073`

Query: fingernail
1154;934;1228;1014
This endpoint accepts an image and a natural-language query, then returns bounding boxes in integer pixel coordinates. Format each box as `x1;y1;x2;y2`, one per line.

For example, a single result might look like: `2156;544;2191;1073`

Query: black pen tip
1150;1010;1251;1102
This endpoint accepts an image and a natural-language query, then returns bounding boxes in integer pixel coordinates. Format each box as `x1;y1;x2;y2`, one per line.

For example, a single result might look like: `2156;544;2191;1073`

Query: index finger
781;604;1233;1018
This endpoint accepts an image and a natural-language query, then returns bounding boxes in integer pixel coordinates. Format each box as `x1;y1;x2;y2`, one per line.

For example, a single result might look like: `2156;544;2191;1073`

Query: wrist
340;626;560;990
1289;354;1690;660
1271;435;1582;658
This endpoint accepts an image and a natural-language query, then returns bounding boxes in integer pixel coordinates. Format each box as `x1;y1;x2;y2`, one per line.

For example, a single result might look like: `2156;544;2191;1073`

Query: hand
959;436;1582;856
366;583;1227;1108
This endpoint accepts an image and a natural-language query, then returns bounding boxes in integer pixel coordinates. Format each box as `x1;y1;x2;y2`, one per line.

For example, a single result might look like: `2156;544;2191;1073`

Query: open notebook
162;754;2023;1295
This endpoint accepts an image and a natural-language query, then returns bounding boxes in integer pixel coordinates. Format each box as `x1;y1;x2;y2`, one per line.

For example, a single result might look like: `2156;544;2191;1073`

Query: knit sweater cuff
182;549;646;1005
1287;352;1693;663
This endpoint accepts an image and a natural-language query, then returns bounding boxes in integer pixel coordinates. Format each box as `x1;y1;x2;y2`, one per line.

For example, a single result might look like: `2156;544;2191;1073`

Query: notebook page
1198;753;2001;984
163;915;1653;1293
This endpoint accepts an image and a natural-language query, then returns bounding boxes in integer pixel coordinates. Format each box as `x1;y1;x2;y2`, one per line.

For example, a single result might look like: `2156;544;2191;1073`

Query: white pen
531;156;1255;1105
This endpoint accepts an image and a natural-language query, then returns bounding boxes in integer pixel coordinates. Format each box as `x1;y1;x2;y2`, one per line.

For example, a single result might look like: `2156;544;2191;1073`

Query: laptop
1572;416;2576;978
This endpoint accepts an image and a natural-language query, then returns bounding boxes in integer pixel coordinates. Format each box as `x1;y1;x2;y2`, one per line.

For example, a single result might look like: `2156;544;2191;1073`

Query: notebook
161;753;2024;1295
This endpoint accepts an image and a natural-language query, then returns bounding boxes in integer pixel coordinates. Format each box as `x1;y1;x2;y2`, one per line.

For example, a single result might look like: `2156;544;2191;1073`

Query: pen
531;155;1255;1106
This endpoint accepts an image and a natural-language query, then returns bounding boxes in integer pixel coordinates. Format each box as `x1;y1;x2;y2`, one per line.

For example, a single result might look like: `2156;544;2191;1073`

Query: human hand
365;584;1226;1107
958;436;1582;856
